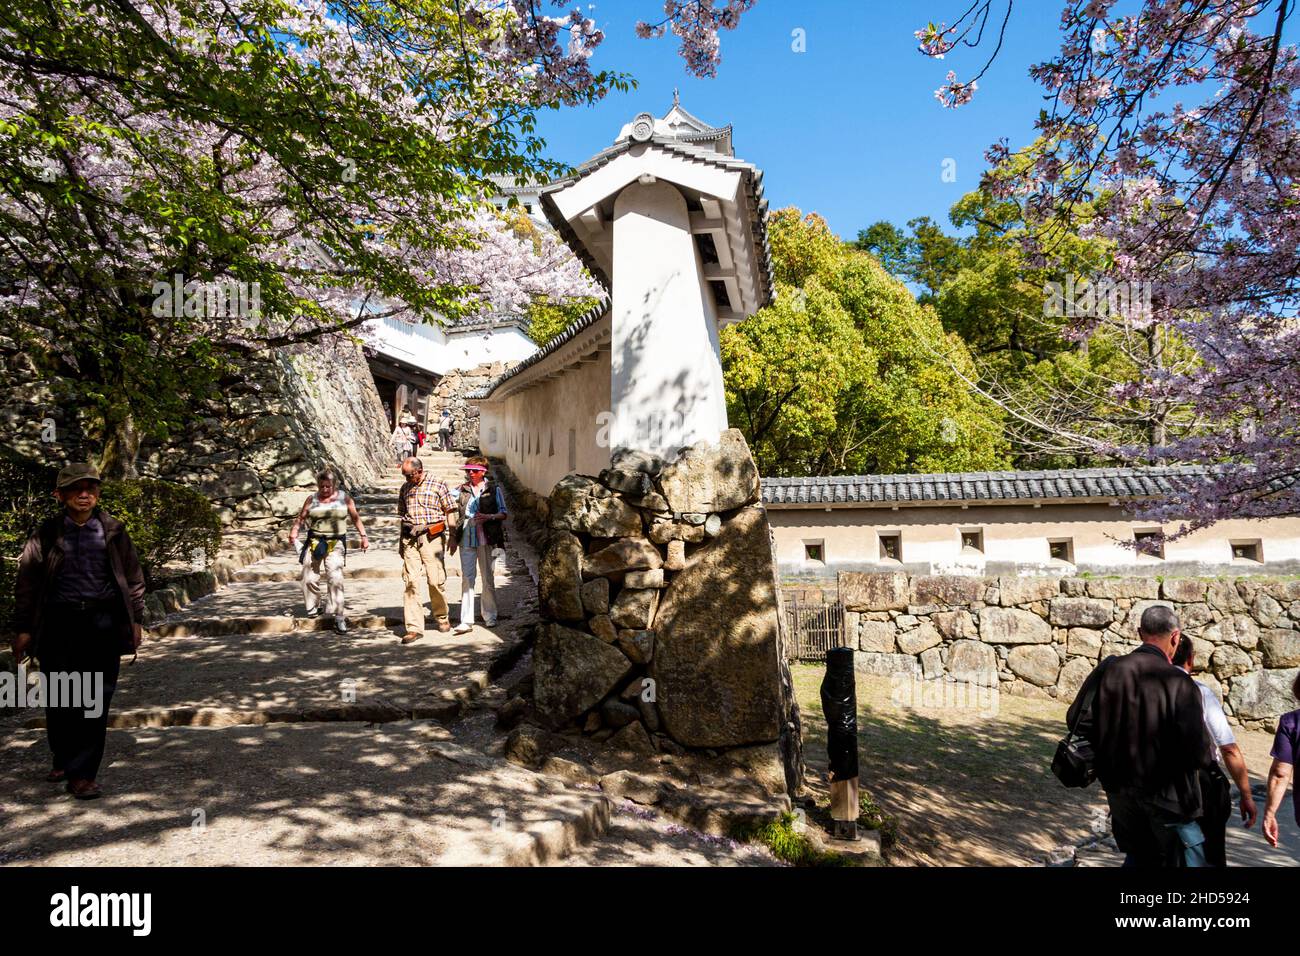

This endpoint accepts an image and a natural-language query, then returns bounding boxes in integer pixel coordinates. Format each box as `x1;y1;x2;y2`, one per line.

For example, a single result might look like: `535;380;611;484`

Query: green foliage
730;812;857;867
857;791;898;848
526;294;603;346
856;142;1199;466
722;207;1009;476
0;457;59;636
99;479;223;589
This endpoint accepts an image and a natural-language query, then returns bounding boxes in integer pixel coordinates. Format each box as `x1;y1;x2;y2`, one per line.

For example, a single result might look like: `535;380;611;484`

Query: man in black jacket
12;463;147;800
1067;604;1215;866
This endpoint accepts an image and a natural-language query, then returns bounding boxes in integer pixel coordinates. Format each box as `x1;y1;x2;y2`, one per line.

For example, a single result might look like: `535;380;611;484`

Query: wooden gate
782;590;847;662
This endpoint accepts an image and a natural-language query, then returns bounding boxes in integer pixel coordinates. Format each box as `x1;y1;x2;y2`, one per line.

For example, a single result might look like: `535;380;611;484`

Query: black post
820;645;860;840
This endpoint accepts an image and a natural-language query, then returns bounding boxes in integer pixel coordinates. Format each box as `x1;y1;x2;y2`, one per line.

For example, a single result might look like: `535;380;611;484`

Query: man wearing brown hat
12;463;146;799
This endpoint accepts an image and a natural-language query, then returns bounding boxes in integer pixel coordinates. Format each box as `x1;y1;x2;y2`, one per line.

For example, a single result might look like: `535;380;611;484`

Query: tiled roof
760;466;1213;506
538;134;776;308
465;298;609;399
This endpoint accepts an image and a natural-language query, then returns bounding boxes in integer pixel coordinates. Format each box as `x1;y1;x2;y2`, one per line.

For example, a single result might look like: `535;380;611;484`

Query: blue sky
534;1;1074;242
537;1;1300;243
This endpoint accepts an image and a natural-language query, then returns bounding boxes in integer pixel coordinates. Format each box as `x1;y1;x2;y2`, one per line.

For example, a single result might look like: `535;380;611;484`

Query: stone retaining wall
529;430;803;793
840;571;1300;729
430;361;513;452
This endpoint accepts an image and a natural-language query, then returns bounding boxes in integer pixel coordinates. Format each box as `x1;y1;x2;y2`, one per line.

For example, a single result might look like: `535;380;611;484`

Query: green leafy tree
722;208;1008;476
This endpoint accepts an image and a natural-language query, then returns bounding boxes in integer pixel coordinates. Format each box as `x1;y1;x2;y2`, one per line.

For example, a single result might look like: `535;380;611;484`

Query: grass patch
731;812;858;867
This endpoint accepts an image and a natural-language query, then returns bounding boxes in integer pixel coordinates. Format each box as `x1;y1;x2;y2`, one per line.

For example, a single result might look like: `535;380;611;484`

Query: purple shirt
1271;710;1300;826
54;513;115;601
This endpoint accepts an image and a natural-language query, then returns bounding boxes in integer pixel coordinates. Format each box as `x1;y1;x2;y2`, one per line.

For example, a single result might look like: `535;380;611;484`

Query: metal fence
782;590;847;662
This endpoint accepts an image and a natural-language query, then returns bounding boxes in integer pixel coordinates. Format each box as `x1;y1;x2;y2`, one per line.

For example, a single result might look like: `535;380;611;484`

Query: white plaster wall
444;327;538;368
609;180;728;456
767;502;1300;577
478;355;612;497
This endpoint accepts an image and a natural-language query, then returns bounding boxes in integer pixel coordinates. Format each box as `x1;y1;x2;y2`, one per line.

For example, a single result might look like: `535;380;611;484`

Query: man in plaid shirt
398;456;457;643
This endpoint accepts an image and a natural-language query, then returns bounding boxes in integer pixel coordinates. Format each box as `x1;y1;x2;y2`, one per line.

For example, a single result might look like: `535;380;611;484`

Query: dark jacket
1067;643;1215;818
453;479;505;549
14;509;146;655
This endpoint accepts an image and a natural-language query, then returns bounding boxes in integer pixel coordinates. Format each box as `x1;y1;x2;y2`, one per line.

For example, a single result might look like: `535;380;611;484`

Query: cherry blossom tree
0;0;619;474
917;0;1300;531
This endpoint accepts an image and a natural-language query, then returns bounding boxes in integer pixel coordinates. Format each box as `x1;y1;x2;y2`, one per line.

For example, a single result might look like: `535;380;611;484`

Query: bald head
401;457;423;481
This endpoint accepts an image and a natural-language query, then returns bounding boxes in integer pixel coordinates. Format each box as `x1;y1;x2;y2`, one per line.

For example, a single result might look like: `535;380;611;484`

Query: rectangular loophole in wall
1048;538;1074;564
1230;539;1263;563
567;428;577;472
960;528;984;553
1134;529;1165;560
878;532;901;563
803;540;825;564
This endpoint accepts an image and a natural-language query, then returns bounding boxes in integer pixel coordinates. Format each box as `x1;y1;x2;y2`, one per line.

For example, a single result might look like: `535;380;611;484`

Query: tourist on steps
289;468;368;634
397;456;456;644
437;408;454;452
12;463;146;800
1170;637;1257;865
448;456;507;633
1262;676;1299;849
1067;605;1216;866
389;423;408;465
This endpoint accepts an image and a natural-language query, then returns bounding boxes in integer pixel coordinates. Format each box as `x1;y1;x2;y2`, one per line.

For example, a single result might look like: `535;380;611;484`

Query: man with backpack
11;463;146;800
437;408;454;452
1066;604;1217;866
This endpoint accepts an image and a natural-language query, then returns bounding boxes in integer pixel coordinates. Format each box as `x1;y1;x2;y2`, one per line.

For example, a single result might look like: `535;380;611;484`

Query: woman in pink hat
448;456;506;633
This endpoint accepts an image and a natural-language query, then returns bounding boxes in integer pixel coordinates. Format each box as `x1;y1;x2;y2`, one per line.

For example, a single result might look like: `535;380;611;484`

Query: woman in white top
390;424;409;465
289;469;369;632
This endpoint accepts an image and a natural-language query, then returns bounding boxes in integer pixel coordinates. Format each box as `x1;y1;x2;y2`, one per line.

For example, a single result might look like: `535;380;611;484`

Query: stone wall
839;571;1300;729
1;335;390;533
531;430;803;793
429;361;513;452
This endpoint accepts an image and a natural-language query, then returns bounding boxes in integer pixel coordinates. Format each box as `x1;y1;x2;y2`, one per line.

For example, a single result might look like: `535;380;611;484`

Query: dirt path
793;665;1299;866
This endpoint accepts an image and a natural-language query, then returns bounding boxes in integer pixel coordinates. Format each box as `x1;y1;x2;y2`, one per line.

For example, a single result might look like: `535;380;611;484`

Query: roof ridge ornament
630;112;655;143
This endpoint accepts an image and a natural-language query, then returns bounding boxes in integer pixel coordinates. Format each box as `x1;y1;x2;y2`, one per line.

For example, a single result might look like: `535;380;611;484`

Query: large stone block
840;572;909;612
1162;578;1208;602
584;538;663;578
1210;644;1253;679
980;607;1052;644
909;575;986;607
649;506;784;748
1229;667;1300;720
947;640;999;686
858;621;897;653
539;532;585;621
1056;657;1097;701
1049;597;1115;628
1261;630;1300;668
658;428;761;514
547;474;606;531
533;623;634;727
1008;645;1061;687
1066;628;1103;660
1086;577;1159;600
580;578;610;616
933;609;976;640
610;588;660;630
897;622;942;656
998;576;1060;607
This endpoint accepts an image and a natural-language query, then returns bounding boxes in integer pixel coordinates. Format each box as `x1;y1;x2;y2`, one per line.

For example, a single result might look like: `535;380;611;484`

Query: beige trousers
302;546;346;620
401;532;449;632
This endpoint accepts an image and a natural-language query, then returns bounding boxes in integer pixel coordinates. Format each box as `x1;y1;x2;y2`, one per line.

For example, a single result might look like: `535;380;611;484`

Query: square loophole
1134;529;1165;560
1048;538;1074;564
1230;539;1263;563
878;532;902;563
960;529;984;553
803;540;825;564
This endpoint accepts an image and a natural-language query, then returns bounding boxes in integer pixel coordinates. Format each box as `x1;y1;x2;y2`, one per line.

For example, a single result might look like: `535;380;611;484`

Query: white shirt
1196;680;1236;765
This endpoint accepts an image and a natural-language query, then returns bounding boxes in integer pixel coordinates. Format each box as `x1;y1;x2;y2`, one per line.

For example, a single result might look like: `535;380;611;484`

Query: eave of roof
538;135;776;309
759;466;1214;507
465;297;610;400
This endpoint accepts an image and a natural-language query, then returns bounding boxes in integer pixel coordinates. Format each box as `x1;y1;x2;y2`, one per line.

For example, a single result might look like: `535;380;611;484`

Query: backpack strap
1068;654;1116;737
